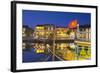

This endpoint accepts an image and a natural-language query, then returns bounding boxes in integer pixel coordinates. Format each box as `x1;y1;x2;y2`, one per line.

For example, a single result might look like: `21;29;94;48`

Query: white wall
0;0;99;73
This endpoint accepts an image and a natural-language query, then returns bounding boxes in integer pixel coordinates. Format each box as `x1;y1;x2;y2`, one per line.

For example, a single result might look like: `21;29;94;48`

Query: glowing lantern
68;19;78;29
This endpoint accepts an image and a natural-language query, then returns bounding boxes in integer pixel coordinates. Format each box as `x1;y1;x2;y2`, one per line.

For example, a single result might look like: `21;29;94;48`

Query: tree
66;29;72;35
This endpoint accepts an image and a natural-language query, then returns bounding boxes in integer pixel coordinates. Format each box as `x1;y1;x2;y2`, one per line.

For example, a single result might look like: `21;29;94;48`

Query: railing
76;38;91;42
47;48;64;61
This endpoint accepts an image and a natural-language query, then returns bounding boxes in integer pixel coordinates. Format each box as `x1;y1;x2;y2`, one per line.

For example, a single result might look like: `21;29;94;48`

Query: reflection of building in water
56;43;68;50
55;43;75;60
34;43;45;53
22;42;33;50
33;43;52;53
75;42;91;60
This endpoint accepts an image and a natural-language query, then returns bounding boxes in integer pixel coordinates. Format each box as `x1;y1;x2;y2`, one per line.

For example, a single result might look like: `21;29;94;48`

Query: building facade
22;24;91;60
22;25;34;50
75;24;91;60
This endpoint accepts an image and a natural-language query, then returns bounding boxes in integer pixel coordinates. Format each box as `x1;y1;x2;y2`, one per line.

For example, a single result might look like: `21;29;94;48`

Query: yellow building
34;25;45;39
55;27;69;40
44;24;54;39
34;25;76;40
34;24;54;39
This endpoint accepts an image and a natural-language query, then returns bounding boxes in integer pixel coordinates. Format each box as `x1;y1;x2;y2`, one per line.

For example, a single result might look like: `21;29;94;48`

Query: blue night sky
22;10;91;28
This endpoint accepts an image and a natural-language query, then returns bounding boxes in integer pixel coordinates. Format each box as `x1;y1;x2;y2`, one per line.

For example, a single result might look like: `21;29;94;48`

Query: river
22;48;60;63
